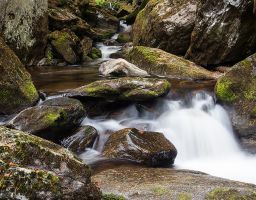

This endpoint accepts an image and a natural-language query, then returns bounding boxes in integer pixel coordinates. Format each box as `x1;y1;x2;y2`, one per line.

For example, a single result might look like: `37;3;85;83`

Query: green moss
215;78;238;102
117;33;130;43
43;112;60;125
252;106;256;117
135;46;160;63
89;47;102;59
152;186;168;196
178;193;192;200
102;193;126;200
46;48;53;62
22;81;39;102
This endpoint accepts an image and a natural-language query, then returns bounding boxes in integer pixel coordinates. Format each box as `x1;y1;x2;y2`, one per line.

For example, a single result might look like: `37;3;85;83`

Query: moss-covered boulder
132;0;199;55
185;0;256;66
66;77;170;101
9;97;86;141
117;32;131;43
0;126;101;199
81;36;93;61
62;125;98;154
49;30;81;64
0;37;39;115
88;47;102;59
126;46;216;80
103;128;177;166
0;0;48;64
92;166;256;200
215;53;256;139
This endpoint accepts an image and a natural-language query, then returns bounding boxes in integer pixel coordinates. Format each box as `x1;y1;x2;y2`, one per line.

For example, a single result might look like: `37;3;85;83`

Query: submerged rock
67;77;171;101
9;97;85;141
126;46;216;80
0;37;39;115
0;126;101;199
185;0;256;66
92;166;256;200
62;125;98;154
103;128;177;167
215;53;256;140
0;0;48;64
132;0;199;55
99;58;149;77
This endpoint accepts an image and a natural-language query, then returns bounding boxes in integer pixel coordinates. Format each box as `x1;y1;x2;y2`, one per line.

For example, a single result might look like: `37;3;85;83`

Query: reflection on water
28;64;102;95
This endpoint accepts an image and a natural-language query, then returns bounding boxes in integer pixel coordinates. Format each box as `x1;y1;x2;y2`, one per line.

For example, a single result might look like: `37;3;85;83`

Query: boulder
49;30;81;64
132;0;199;55
9;97;86;141
103;128;177;166
117;32;131;43
81;36;93;61
0;0;48;64
215;53;256;140
0;37;39;115
126;46;217;80
88;47;102;59
99;58;149;77
0;126;101;199
66;77;171;101
185;0;256;66
92;166;256;200
62;125;98;154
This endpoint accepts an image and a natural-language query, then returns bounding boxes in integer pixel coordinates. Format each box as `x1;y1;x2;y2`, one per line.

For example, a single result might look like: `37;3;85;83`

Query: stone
0;126;101;199
132;0;199;55
92;166;256;200
215;53;256;140
117;32;131;43
103;128;177;166
9;97;86;141
62;126;98;154
126;46;217;80
99;58;149;77
0;37;39;115
185;0;256;66
49;30;81;64
88;47;102;59
66;77;171;102
0;0;48;64
81;36;93;61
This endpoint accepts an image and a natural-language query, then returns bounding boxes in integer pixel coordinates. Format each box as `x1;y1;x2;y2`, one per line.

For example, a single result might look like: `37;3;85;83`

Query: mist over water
80;92;256;184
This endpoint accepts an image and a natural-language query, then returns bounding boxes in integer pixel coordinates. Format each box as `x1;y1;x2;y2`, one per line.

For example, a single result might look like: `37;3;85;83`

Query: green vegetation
103;193;126;200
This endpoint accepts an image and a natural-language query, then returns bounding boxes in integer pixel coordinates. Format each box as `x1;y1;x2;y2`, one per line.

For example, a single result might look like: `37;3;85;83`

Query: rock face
99;58;149;77
126;46;216;80
103;128;177;167
0;126;101;199
215;53;256;140
67;77;171;101
92;166;256;200
185;0;256;66
0;37;39;115
9;97;86;141
132;0;199;55
62;126;98;154
0;0;48;64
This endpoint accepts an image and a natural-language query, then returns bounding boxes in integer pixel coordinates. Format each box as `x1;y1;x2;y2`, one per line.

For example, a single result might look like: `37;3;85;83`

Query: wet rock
92;166;256;200
0;37;39;115
88;47;102;59
0;126;101;199
215;53;256;140
62;126;98;154
185;0;256;66
0;0;48;64
67;77;171;102
81;36;93;61
132;0;199;55
126;46;217;80
9;97;86;141
103;128;177;166
49;30;81;64
99;58;149;77
117;32;131;43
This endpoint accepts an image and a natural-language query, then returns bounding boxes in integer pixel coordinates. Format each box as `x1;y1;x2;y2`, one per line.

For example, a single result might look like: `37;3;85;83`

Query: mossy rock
215;53;256;139
102;193;126;200
125;46;216;80
0;126;101;199
206;188;256;200
89;47;102;59
9;97;86;141
117;32;131;43
49;29;80;64
103;128;177;166
0;37;39;115
67;77;171;101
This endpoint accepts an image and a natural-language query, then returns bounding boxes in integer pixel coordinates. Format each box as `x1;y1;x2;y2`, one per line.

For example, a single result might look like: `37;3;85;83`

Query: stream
27;21;256;185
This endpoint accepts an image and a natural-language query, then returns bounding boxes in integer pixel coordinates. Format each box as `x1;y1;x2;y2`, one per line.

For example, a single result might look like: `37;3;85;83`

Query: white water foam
79;92;256;184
